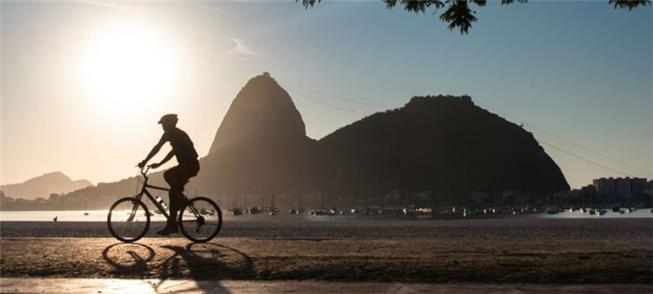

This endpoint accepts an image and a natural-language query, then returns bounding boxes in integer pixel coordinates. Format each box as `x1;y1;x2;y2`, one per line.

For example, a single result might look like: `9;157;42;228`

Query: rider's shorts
163;160;200;191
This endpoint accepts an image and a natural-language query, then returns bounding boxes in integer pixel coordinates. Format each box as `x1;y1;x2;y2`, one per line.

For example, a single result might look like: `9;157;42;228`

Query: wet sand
1;218;651;283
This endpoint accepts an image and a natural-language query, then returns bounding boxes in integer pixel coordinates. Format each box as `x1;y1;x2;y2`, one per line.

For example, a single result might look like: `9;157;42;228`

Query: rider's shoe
156;225;178;236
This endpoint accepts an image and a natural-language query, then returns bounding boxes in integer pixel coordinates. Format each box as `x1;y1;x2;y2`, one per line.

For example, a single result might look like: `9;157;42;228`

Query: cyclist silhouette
138;114;200;235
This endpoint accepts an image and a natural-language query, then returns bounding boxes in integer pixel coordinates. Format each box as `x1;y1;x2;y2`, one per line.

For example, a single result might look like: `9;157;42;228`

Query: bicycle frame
132;166;201;221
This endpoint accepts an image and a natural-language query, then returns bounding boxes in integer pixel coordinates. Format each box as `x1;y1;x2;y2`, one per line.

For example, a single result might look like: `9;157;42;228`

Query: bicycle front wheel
107;197;150;243
178;196;222;242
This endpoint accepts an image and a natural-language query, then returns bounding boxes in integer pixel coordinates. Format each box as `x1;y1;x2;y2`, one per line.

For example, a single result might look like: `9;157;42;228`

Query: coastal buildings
592;177;649;204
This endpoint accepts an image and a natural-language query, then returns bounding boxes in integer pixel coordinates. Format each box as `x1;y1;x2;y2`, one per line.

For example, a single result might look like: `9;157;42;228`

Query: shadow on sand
102;242;255;293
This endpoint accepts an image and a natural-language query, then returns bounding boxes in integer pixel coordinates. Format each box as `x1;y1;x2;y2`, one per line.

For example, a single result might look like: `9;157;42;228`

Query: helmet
158;113;178;125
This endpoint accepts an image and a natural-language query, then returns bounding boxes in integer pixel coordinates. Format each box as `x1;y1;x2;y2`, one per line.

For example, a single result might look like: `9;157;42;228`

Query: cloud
74;0;137;11
222;38;258;60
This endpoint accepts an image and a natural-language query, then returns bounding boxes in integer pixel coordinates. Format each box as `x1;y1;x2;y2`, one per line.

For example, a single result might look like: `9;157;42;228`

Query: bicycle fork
126;206;138;222
127;195;149;222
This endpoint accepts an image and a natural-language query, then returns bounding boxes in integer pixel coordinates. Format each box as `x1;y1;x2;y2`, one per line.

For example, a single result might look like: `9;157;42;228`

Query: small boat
246;207;261;214
597;209;607;216
415;207;433;219
310;208;332;216
231;208;243;215
84;212;89;216
403;207;416;217
267;207;279;216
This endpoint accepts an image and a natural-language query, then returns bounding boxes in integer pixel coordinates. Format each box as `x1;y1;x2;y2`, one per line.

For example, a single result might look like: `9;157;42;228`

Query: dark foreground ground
1;218;652;284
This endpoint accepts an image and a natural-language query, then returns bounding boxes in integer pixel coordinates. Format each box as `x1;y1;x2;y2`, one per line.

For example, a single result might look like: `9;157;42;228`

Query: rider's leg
159;167;181;234
168;187;182;227
159;163;197;236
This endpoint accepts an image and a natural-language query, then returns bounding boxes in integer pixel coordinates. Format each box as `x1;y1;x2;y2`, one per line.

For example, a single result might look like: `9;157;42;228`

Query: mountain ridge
0;171;93;200
209;72;311;154
1;73;569;210
313;94;569;197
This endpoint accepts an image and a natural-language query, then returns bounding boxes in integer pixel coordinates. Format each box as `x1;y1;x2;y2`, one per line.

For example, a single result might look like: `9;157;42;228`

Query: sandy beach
1;218;651;284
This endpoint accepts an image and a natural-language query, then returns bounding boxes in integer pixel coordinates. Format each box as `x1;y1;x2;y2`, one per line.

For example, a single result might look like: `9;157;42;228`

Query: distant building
567;185;595;199
592;177;648;204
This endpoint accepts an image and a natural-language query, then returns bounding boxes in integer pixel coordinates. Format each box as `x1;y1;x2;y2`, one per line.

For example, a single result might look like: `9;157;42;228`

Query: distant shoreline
2;208;652;223
2;217;652;238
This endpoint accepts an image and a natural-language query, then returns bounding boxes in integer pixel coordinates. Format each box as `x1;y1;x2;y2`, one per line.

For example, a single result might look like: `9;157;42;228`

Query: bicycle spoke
108;197;150;242
178;197;222;242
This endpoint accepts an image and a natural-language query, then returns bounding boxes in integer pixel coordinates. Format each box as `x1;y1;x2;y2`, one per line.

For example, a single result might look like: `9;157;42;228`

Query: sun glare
79;24;179;115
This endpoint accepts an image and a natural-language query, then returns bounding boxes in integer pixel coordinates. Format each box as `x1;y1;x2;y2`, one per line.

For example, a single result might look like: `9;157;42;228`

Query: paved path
1;278;652;294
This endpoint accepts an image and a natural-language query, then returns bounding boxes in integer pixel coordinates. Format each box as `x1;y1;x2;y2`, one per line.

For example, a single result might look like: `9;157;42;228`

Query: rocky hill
3;73;570;210
313;95;569;198
209;72;311;153
197;72;315;195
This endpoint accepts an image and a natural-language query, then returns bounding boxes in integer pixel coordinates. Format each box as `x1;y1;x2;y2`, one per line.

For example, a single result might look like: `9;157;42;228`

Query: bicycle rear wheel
107;197;150;243
178;196;222;242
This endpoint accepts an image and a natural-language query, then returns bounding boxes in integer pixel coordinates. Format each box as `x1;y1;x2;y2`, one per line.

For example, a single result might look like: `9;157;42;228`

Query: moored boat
231;208;243;215
546;207;559;215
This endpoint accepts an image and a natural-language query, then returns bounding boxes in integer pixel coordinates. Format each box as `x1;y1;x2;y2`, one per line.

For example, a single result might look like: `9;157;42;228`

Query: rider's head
158;113;178;131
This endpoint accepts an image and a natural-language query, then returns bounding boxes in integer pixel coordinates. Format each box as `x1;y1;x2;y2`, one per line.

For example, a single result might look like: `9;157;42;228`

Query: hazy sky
1;1;651;189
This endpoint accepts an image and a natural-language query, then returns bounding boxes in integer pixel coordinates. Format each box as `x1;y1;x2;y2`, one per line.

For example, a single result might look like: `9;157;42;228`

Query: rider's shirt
160;127;199;165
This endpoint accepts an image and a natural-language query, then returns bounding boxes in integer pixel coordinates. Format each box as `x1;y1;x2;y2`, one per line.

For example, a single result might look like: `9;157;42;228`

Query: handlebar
137;165;156;176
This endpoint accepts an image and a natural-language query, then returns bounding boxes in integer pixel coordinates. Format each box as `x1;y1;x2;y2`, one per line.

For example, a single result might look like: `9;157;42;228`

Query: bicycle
107;165;222;243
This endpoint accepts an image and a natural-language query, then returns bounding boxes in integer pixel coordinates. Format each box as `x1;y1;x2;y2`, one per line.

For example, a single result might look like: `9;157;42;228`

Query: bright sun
79;24;179;114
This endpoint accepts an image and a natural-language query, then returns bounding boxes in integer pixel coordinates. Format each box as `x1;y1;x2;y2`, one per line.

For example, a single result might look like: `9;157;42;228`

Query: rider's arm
157;150;175;166
140;135;167;166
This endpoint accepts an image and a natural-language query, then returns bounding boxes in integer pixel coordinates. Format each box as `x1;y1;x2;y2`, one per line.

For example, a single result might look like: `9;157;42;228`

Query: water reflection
1;208;652;222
